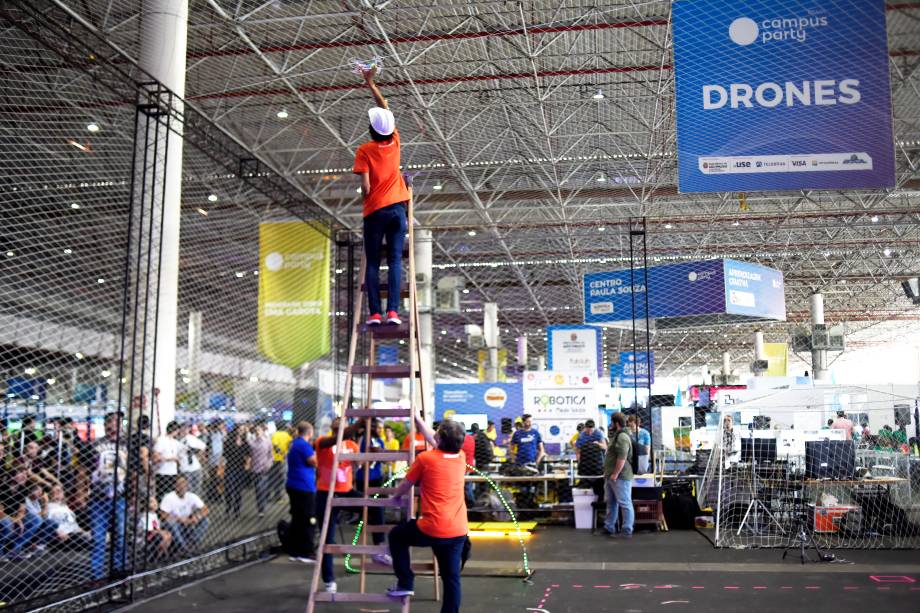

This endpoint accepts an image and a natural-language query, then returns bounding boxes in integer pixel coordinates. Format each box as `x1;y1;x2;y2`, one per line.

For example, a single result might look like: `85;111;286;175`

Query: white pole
135;0;188;427
810;293;828;380
415;229;434;411
188;311;202;410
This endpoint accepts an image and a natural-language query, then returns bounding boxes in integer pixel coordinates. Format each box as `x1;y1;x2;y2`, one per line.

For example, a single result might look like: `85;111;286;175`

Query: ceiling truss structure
7;0;920;382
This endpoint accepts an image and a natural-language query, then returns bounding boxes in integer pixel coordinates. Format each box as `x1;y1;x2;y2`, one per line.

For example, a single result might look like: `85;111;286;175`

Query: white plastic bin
572;488;597;529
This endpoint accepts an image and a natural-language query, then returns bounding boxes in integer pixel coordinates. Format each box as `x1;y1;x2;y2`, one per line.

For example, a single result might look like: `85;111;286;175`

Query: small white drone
351;57;384;76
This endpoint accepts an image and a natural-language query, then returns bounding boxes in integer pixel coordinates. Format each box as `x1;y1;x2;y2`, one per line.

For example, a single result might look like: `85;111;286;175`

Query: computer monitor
740;437;777;463
805;440;856;479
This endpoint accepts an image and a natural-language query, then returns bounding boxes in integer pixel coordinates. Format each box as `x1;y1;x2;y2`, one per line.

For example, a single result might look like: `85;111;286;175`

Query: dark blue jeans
388;520;465;613
315;488;363;583
89;496;125;580
363;202;407;316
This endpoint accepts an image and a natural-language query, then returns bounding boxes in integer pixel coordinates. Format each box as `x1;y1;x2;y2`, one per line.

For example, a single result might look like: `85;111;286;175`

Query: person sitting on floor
45;483;90;548
160;475;209;552
138;495;172;559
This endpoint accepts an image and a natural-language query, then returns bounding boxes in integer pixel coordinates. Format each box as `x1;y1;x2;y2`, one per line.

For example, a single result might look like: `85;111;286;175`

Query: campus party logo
729;15;828;46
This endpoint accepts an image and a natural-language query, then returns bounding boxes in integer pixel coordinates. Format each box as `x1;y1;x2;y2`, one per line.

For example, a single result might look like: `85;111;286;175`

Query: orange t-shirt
405;449;468;538
315;437;359;492
401;432;428;453
353;129;410;217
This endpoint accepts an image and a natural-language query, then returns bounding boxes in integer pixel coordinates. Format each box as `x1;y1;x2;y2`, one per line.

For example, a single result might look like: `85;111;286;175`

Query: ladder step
323;544;389;555
363;322;411;339
360;283;411;298
365;523;397;534
313;592;407;603
330;496;406;508
345;408;412;419
351;364;416;378
367;487;399;496
340;451;410;463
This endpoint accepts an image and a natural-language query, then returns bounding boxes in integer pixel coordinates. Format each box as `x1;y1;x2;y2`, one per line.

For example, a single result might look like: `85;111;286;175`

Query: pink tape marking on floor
691;586;705;590
753;586;768;590
869;575;916;584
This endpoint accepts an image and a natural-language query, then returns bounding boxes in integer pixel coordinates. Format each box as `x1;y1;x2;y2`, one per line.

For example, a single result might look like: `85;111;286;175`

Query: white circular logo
264;252;284;272
688;272;698;282
729;17;759;46
484;387;508;409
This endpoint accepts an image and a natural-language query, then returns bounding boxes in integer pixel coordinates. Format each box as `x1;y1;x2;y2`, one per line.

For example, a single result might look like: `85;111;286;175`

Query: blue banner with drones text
672;0;895;193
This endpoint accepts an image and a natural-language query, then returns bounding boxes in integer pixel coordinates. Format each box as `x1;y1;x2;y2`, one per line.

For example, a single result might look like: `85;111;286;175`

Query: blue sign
723;260;786;319
612;352;655;387
434;382;524;424
672;0;895;192
585;258;784;325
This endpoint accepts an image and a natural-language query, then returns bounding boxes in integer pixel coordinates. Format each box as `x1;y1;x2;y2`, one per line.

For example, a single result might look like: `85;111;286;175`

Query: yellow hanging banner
258;222;330;368
763;342;788;377
477;349;508;383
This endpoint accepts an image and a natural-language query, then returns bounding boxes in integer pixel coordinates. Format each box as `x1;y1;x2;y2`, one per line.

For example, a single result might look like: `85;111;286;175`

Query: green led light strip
343;464;531;577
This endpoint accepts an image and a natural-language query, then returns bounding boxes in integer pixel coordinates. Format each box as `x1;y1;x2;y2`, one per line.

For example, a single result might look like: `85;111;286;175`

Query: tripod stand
737;433;784;536
782;498;835;564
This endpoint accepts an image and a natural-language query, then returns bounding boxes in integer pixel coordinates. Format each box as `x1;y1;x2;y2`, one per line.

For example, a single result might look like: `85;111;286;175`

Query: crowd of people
0;412;302;584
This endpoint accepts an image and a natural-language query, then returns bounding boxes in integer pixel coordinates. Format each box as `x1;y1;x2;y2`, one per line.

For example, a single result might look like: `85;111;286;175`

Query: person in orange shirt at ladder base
314;418;388;594
386;415;470;613
353;65;410;327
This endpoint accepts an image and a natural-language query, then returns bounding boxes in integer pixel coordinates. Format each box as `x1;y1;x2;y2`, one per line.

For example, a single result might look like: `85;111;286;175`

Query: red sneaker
366;313;382;326
386;311;402;325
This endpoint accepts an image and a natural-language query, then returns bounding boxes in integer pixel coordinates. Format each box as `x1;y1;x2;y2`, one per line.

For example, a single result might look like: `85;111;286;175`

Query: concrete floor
120;528;920;613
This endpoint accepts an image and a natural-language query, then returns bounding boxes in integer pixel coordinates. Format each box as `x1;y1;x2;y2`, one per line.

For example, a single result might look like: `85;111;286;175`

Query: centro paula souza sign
584;259;786;326
672;0;895;192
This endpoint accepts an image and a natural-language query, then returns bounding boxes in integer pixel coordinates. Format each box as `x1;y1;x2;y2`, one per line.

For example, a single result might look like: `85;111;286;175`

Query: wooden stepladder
306;189;437;612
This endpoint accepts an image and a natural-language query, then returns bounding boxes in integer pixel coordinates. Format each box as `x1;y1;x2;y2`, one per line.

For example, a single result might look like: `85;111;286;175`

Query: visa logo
791;160;807;167
734;161;751;168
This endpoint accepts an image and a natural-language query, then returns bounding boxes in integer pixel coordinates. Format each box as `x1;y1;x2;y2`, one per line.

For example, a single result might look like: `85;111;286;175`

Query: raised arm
414;411;437;449
363;66;388;110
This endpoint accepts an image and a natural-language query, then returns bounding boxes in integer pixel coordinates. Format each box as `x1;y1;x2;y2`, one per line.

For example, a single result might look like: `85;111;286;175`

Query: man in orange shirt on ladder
386;415;470;613
353;65;410;326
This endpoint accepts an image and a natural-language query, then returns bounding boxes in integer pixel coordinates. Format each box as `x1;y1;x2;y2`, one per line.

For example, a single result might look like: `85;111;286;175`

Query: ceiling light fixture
63;248;73;254
67;139;89;152
70;203;81;209
196;208;209;216
871;215;879;223
97;278;105;284
883;247;892;257
276;109;289;119
598;226;606;232
593;89;605;100
468;230;477;236
208;194;218;202
235;271;246;278
75;352;84;360
23;367;36;376
596;174;606;182
86;123;100;133
433;183;443;190
5;251;13;257
732;221;740;226
664;223;673;229
462;288;470;294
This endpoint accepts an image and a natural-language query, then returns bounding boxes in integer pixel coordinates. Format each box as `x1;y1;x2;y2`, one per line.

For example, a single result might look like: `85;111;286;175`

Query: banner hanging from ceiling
611;351;655;388
547;325;603;377
672;0;895;193
258;222;330;368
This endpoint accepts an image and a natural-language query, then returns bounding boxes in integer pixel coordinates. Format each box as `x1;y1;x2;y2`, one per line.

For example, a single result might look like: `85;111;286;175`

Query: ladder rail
306;257;366;613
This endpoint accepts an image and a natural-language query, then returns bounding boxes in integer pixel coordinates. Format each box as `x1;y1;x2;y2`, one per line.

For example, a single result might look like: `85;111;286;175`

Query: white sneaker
325;581;337;594
386;583;414;597
371;552;393;566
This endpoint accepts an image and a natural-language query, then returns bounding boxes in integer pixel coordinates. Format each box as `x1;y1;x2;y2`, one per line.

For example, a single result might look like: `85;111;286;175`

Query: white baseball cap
368;107;395;136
